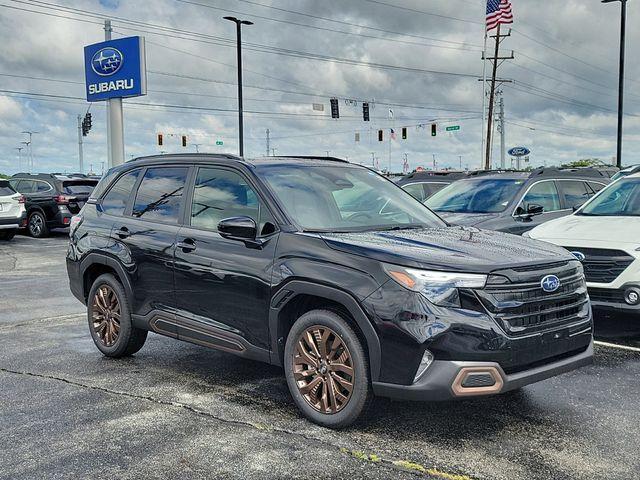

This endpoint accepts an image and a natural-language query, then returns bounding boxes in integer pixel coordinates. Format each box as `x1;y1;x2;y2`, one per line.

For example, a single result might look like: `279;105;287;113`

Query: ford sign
508;147;531;157
540;275;561;293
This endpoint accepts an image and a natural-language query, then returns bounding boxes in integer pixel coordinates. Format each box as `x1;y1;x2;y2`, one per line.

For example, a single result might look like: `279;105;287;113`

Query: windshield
578;177;640;216
425;178;525;213
256;164;445;232
62;181;98;195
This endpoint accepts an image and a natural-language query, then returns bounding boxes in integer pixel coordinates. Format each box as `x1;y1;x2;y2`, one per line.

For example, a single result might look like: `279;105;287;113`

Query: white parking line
594;340;640;353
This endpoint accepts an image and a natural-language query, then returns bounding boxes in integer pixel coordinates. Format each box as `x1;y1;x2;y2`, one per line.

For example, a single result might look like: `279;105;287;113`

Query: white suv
0;180;26;241
528;173;640;320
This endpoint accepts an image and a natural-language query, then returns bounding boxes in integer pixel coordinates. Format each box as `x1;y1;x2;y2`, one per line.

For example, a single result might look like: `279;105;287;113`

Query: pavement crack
0;367;465;479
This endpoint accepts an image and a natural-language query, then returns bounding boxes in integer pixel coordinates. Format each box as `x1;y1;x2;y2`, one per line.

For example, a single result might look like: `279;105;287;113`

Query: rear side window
588;181;606;193
132;167;188;223
520;181;560;213
560;180;591;209
402;183;426;202
101;170;140;216
0;181;15;196
15;180;35;193
35;181;52;193
423;182;447;198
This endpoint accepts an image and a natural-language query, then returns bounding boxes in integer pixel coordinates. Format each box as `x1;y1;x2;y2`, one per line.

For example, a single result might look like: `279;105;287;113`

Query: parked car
425;167;610;234
527;174;640;331
0;180;26;240
67;154;593;428
611;164;640;182
397;171;468;202
9;173;98;237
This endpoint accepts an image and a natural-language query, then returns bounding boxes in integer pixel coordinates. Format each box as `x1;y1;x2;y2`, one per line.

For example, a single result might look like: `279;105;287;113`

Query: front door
507;180;566;235
173;166;278;351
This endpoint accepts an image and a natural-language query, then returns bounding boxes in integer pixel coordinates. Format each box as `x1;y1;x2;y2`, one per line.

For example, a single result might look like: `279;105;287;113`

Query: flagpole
481;6;488;171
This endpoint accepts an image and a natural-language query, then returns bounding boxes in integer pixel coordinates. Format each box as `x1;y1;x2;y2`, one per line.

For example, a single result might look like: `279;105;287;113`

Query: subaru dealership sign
84;36;147;102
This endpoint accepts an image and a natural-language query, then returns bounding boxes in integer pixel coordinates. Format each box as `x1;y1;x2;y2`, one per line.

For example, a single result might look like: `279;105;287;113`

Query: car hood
436;212;501;227
529;215;640;247
320;226;573;273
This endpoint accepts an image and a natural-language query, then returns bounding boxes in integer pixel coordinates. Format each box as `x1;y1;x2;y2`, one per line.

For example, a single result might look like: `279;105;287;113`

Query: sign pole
77;114;84;174
104;20;125;168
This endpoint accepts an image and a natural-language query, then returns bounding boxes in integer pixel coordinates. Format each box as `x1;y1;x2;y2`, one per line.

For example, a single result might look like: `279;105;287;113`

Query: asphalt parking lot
1;233;639;480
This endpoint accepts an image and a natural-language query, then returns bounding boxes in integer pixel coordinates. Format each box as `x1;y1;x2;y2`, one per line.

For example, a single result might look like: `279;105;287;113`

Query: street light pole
224;16;253;158
602;0;627;168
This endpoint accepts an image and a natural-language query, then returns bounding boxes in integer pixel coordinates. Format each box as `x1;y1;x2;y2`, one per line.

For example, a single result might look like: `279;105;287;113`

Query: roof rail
467;169;525;177
267;155;349;163
528;166;609;178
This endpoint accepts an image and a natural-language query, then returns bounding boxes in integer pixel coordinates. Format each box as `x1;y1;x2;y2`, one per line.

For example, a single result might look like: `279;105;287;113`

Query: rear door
108;166;189;317
557;180;593;211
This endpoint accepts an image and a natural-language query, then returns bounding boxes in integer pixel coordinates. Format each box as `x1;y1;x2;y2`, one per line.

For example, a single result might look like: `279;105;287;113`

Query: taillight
54;195;75;205
12;195;25;204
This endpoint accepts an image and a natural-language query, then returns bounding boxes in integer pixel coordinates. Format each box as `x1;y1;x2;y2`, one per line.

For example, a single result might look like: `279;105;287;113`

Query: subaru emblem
570;251;586;262
541;275;561;293
91;47;124;76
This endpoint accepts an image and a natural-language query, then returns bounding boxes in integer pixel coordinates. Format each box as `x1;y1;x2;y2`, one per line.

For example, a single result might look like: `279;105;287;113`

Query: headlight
383;264;487;308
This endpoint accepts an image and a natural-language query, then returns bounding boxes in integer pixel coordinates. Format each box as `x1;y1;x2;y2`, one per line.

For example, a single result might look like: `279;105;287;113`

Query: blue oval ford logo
508;146;531;157
570;251;586;262
91;47;123;76
541;275;561;293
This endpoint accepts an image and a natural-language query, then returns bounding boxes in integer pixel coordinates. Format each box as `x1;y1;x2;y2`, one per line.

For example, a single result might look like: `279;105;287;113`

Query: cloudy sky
0;0;638;175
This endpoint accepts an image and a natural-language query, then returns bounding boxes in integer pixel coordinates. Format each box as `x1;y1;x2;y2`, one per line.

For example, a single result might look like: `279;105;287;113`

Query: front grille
475;261;590;336
564;247;634;284
588;287;625;304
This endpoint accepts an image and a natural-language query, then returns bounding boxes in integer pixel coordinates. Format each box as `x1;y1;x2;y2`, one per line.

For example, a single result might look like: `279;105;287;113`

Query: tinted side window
521;182;560;213
423;183;447;198
588;181;606;193
16;180;35;193
561;181;591;208
132;167;188;223
35;181;52;193
191;168;264;232
402;183;426;202
101;170;140;216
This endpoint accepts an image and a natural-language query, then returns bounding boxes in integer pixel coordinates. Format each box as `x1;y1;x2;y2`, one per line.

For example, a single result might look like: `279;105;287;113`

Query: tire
87;273;147;358
284;309;373;429
28;211;49;238
0;229;16;241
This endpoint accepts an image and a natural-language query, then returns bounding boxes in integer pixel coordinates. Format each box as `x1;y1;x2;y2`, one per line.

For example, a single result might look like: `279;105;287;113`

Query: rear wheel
87;273;147;357
284;309;372;428
28;211;48;238
0;229;16;241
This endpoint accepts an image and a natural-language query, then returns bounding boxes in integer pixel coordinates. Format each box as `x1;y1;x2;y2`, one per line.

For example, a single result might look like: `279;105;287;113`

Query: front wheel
28;211;48;238
284;309;372;429
87;273;147;357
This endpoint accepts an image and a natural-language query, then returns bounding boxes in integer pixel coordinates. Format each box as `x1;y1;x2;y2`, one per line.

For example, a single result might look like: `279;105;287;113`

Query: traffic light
402;127;407;140
362;102;370;121
330;98;339;119
431;123;437;137
181;135;187;147
378;129;383;142
157;133;163;146
81;112;92;137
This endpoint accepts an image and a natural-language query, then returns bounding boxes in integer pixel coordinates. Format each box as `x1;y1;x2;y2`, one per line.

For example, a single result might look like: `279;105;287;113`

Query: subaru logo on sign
91;47;123;76
570;251;586;262
541;275;561;293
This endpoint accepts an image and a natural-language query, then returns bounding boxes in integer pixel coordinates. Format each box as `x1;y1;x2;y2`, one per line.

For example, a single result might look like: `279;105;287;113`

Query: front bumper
373;341;593;401
589;285;640;317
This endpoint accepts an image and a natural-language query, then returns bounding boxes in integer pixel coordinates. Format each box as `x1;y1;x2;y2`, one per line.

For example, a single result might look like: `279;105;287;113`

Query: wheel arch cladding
269;280;381;381
81;253;134;303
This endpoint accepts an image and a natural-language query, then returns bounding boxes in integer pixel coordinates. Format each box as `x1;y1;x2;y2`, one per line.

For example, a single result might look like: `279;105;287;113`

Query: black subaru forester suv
67;154;593;428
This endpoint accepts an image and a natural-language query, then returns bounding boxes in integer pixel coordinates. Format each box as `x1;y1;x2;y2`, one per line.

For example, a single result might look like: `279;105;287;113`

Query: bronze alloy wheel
293;325;354;414
91;285;121;347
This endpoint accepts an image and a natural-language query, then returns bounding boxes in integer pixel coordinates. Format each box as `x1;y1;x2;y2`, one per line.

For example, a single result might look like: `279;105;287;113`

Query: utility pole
266;128;270;156
193;143;202;153
458;155;463;169
21;131;38;172
224;16;253;158
14;147;23;171
370;152;375;167
432;154;437;170
497;94;506;169
77;115;84;174
602;0;627;168
484;25;514;170
104;20;125;168
271;148;277;156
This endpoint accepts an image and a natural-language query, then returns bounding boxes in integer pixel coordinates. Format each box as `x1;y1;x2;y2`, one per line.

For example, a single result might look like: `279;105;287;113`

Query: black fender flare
79;252;134;302
269;280;381;382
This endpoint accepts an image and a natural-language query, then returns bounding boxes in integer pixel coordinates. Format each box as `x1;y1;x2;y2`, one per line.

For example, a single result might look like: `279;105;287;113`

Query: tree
561;158;606;168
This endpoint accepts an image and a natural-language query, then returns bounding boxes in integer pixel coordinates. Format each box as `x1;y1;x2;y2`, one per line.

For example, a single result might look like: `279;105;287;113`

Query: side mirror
526;203;544;215
218;216;257;241
572;203;584;212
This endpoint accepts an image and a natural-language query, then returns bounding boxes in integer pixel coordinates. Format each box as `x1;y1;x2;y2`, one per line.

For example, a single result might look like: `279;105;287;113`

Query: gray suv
425;167;610;235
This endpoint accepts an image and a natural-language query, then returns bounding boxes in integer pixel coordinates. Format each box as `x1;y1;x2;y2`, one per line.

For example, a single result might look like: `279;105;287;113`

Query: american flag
486;0;513;31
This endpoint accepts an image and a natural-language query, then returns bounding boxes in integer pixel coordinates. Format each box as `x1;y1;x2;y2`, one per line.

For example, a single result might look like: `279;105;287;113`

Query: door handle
177;239;196;253
115;227;130;238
